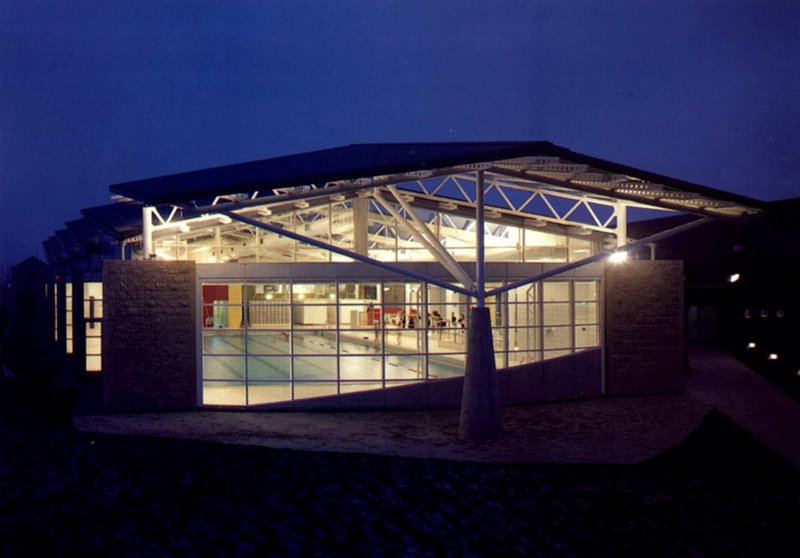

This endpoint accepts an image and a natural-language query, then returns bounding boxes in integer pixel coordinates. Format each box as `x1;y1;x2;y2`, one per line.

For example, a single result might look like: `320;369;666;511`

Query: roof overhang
110;141;767;221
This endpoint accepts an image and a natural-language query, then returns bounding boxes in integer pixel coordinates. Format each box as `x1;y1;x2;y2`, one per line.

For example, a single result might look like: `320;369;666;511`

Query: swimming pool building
40;142;765;430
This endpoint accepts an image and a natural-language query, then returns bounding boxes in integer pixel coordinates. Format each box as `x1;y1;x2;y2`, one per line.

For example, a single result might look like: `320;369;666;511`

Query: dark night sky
1;0;799;267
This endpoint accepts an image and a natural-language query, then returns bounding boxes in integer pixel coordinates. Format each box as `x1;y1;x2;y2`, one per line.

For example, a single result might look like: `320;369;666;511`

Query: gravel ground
1;410;798;557
73;394;712;465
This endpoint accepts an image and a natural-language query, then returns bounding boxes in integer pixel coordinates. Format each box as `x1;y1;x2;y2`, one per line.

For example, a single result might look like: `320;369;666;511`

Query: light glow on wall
608;251;628;264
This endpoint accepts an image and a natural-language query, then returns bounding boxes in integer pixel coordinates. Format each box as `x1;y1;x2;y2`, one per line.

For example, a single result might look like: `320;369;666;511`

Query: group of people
366;303;466;331
396;310;465;330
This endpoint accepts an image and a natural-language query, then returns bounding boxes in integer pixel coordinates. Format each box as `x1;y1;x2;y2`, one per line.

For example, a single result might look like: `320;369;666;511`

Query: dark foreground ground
0;410;798;557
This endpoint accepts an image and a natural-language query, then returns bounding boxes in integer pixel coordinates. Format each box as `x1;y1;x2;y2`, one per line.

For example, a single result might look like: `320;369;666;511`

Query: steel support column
459;170;501;440
475;170;486;307
615;202;628;247
142;206;155;260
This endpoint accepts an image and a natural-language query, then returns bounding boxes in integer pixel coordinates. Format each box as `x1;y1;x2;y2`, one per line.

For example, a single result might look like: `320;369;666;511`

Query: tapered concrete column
459;307;502;440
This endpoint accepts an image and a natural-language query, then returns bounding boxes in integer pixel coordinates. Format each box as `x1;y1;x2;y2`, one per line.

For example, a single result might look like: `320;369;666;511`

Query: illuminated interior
65;282;73;354
151;200;598;265
84;282;103;372
201;275;600;406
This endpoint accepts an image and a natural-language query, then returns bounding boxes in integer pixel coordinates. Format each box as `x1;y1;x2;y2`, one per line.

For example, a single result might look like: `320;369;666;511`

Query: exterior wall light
727;273;741;283
747;342;757;349
608;251;628;264
768;353;779;361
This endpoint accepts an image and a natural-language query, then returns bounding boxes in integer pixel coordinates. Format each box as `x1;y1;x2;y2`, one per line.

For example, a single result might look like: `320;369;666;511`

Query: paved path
687;346;799;468
74;346;799;466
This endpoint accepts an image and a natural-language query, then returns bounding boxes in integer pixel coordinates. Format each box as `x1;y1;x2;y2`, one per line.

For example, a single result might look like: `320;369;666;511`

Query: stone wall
604;260;685;395
103;261;197;410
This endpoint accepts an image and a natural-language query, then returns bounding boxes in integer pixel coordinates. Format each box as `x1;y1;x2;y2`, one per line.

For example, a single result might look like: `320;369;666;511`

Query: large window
201;277;600;407
152;201;599;266
65;283;73;354
84;282;103;372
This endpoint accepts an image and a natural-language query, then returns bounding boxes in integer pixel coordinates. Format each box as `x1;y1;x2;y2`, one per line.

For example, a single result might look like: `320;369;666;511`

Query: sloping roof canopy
110;141;766;219
82;201;146;240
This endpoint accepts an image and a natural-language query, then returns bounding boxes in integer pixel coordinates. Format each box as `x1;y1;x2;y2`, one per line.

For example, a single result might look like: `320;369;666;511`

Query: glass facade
65;283;73;354
142;177;612;407
83;282;103;372
201;277;600;406
153;202;598;266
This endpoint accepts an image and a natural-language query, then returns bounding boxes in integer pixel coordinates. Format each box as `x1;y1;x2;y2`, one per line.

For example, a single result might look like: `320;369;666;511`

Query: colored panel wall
103;261;197;410
604;260;685;395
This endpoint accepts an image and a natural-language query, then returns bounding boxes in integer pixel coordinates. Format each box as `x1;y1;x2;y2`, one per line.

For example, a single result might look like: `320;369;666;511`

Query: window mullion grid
423;282;429;380
502;288;509;369
244;280;249;406
538;281;545;362
380;279;386;389
336;280;341;395
570;280;577;355
289;282;295;401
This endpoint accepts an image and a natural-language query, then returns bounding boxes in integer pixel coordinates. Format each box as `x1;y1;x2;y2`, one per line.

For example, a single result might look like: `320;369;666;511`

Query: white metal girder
219;210;476;297
373;188;476;291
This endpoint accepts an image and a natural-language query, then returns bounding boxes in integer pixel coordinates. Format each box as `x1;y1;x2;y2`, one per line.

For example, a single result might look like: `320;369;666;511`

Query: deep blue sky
2;0;799;267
